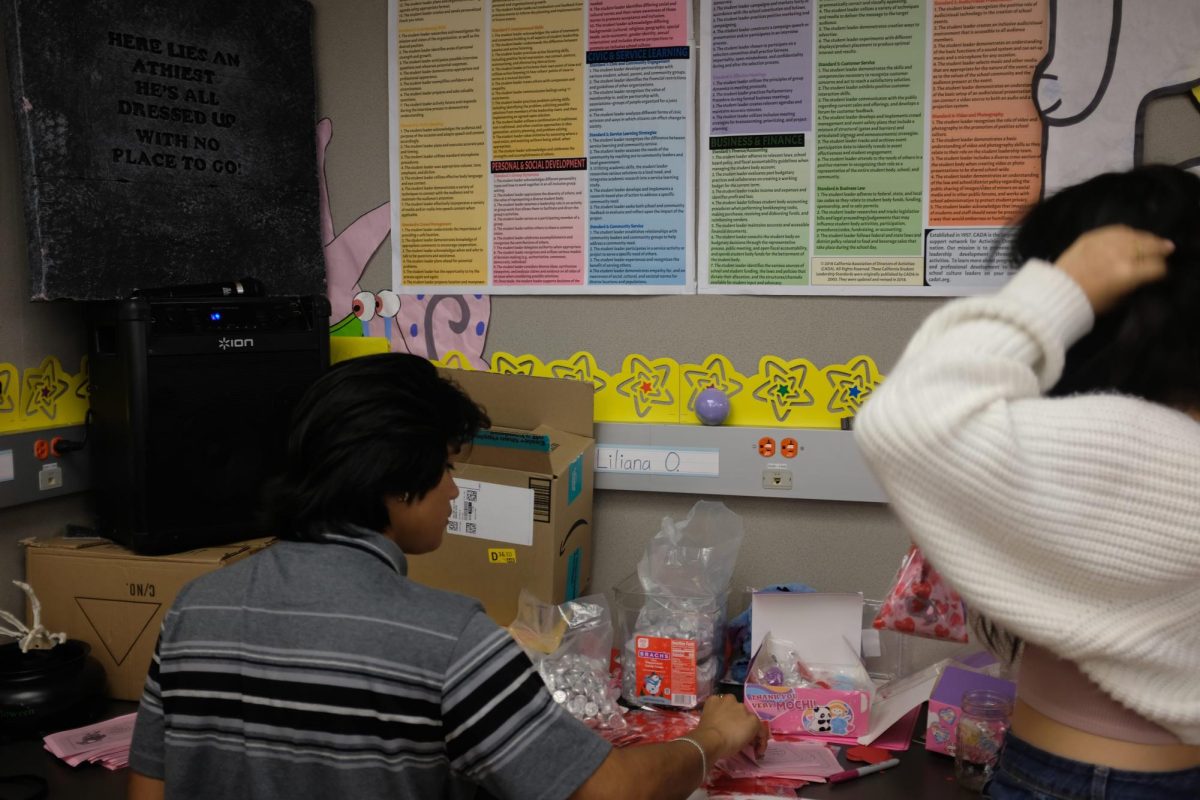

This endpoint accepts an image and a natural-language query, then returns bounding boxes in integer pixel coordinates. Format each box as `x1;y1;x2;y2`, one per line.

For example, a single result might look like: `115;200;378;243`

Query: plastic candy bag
508;590;626;729
749;631;874;695
873;545;968;642
617;501;745;708
636;500;744;597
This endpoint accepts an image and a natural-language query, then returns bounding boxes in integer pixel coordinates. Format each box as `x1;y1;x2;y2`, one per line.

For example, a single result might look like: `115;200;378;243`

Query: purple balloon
695;387;731;425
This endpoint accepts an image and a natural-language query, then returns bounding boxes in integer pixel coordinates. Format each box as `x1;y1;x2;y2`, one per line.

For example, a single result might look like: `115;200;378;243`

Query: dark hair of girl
978;165;1200;662
259;353;489;541
1010;164;1200;407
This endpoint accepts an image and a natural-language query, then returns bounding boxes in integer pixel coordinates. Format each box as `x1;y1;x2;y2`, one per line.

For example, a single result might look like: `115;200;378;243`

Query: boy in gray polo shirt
129;353;766;800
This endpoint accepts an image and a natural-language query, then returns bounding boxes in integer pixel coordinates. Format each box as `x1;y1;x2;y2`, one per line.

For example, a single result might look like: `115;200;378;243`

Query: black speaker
87;295;330;554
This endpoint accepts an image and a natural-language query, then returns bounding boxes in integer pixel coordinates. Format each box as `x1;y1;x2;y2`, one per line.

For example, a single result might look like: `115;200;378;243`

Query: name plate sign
594;445;719;477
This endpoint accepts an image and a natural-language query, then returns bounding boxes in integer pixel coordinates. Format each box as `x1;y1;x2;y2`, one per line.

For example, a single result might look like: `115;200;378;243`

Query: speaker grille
88;296;330;554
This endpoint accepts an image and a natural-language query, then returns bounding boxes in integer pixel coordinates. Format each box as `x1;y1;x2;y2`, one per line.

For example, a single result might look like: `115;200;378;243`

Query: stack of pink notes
43;712;138;770
717;739;844;782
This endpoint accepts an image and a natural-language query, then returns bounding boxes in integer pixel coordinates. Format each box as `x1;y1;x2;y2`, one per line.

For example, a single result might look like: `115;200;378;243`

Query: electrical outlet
0;425;90;509
38;464;63;491
762;468;793;490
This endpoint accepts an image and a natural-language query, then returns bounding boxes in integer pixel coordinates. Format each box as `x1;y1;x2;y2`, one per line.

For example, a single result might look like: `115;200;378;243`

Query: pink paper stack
43;713;138;770
717;739;844;782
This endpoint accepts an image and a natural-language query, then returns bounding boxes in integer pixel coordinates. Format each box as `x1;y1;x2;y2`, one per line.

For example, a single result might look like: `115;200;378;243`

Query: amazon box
21;535;273;700
408;369;595;627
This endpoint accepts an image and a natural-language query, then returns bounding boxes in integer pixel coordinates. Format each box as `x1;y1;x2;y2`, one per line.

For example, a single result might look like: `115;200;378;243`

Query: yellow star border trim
427;350;885;428
0;356;90;434
2;348;882;436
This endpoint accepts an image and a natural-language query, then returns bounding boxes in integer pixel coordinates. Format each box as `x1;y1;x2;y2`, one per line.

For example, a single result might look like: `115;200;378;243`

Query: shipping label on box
22;536;273;701
448;478;533;546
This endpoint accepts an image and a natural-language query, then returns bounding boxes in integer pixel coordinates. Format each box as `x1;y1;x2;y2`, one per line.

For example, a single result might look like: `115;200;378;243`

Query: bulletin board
327;0;1200;398
380;0;1200;299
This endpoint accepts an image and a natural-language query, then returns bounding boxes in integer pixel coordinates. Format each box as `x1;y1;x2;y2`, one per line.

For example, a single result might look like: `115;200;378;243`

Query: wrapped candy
509;591;627;729
748;633;873;694
539;651;625;728
614;502;744;709
620;635;718;708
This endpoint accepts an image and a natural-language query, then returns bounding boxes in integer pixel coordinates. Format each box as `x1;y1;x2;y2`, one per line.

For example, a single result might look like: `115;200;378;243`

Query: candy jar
954;689;1012;792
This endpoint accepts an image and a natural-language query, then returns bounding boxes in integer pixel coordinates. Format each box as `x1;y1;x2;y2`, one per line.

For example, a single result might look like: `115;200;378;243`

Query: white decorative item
0;580;67;652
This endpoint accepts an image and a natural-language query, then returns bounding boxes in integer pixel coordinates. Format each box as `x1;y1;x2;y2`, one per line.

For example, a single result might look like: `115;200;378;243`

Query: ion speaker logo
217;337;255;350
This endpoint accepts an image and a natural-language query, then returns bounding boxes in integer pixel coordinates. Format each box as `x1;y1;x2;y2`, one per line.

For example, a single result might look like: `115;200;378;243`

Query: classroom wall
2;0;1197;668
309;0;1200;624
309;0;938;618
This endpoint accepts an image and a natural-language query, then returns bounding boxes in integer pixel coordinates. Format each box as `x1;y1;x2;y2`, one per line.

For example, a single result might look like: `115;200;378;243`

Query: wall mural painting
1036;0;1200;196
318;119;492;369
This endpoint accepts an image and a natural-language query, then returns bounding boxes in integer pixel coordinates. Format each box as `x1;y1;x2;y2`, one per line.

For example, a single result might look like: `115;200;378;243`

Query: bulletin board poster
388;0;696;295
698;0;1049;296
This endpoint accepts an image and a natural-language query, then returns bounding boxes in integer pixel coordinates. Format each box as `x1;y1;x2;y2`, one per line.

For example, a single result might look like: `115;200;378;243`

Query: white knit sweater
855;260;1200;745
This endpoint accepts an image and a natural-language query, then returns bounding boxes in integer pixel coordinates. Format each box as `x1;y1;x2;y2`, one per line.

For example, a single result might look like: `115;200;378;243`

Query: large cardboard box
408;369;595;626
22;536;273;700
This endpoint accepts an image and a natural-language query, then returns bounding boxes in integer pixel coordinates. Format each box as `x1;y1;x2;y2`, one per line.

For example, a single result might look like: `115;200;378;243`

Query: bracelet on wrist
675;734;708;785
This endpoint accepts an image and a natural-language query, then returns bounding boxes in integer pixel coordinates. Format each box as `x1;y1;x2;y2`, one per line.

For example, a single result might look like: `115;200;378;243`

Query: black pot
0;639;106;738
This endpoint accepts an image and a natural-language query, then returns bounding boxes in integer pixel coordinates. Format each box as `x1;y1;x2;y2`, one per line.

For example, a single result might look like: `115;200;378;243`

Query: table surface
0;703;981;799
0;701;136;800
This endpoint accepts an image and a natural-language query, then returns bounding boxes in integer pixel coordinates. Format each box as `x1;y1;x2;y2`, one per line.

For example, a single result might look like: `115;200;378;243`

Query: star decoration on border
438;351;474;371
0;365;16;414
682;356;743;412
23;358;69;421
615;356;674;418
825;357;880;415
751;358;814;422
549;352;608;393
492;353;539;376
73;357;90;401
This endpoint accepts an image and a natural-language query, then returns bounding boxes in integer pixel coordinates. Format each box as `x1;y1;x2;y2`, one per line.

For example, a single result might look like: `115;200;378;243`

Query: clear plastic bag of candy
873;545;968;642
508;590;627;729
749;631;874;694
615;501;745;709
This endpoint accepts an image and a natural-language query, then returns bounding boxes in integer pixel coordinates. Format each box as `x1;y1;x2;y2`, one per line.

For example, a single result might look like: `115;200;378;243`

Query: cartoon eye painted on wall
352;291;376;321
375;290;400;319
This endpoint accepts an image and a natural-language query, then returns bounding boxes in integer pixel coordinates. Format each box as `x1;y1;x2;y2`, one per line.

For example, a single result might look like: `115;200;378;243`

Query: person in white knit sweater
855;165;1200;799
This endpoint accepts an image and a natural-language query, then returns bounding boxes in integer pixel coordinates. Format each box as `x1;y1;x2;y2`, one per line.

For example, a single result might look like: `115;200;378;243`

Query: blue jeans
986;734;1200;799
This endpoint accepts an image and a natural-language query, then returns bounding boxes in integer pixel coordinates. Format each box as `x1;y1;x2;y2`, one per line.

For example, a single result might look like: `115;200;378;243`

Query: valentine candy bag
873;545;968;642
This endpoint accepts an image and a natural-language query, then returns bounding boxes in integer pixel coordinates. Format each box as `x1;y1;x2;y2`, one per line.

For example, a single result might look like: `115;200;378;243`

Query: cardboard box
925;652;1016;756
408;369;595;627
22;536;274;701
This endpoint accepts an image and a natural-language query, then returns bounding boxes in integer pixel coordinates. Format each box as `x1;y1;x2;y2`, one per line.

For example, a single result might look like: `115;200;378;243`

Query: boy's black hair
1009;164;1200;408
260;353;489;540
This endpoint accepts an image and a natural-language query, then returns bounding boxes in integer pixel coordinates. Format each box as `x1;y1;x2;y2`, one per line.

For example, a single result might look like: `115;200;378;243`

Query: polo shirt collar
319;526;409;575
